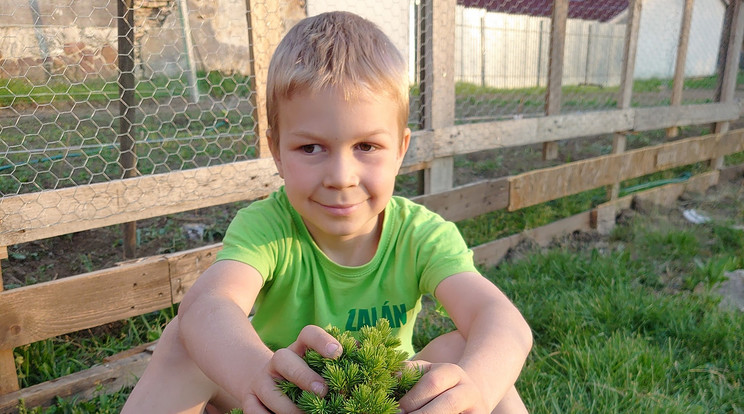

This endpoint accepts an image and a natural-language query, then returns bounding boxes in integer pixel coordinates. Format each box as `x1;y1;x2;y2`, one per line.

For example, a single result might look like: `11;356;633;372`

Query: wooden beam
245;0;282;158
543;0;568;160
508;129;744;210
666;0;695;138
472;211;592;267
0;158;282;246
713;0;744;167
411;178;509;222
168;244;220;304
611;0;642;199
0;246;20;395
0;351;151;413
634;103;739;131
421;0;456;194
0;258;171;349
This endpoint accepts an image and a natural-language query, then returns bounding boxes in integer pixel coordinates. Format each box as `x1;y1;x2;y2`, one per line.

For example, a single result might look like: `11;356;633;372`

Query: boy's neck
308;213;384;267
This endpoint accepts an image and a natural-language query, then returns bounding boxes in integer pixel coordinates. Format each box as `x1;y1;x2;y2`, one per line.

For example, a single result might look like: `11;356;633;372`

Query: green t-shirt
216;187;477;356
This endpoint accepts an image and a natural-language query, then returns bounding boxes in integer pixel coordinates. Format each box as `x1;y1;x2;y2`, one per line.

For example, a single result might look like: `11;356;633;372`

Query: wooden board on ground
0;351;152;413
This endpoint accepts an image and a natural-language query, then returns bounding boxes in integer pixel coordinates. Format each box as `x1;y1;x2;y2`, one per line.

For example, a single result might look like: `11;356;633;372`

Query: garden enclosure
1;0;744;410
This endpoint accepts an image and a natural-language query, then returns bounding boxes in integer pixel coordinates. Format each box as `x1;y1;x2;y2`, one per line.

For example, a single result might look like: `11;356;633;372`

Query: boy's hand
397;361;490;414
241;325;343;413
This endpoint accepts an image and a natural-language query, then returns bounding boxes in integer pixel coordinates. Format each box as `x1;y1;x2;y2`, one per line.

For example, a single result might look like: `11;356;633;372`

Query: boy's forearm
457;304;533;409
179;293;272;404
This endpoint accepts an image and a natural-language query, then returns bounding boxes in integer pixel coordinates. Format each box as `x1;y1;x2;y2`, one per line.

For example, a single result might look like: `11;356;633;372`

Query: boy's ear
398;127;411;161
266;129;284;178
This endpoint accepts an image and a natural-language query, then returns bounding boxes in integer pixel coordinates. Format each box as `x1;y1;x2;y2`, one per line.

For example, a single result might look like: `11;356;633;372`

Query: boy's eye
357;143;374;152
301;144;322;154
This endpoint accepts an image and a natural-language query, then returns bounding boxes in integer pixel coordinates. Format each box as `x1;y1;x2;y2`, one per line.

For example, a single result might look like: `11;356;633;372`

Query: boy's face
269;87;410;248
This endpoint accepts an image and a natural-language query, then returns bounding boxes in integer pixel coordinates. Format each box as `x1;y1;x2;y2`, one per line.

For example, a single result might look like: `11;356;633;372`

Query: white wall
634;0;725;79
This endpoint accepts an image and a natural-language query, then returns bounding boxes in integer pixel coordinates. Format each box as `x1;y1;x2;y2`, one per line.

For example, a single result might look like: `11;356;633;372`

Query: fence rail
1;0;744;410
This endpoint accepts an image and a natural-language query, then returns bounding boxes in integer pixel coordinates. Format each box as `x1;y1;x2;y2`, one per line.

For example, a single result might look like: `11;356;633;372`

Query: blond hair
266;11;409;148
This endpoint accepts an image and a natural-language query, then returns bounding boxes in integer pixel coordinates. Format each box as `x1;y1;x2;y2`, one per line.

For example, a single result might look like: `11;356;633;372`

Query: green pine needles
229;319;423;414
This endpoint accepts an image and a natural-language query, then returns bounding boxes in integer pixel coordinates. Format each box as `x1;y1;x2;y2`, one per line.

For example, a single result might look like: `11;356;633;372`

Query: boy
123;11;532;414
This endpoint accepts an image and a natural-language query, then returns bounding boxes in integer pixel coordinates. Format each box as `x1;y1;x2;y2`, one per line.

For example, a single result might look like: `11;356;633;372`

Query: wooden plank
634;103;740;132
411;178;509;222
715;0;744;135
666;0;694;138
0;258;171;350
168;244;221;304
713;0;744;169
0;248;20;395
245;0;283;158
537;110;634;142
720;162;744;182
0;157;282;246
508;129;744;210
421;0;456;193
472;211;592;267
611;0;642;200
543;0;569;160
0;351;151;413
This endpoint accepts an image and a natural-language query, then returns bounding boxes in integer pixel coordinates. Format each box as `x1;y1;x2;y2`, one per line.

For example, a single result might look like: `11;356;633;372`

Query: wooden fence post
609;0;642;200
0;246;20;395
118;0;138;259
543;0;568;161
246;0;282;159
421;0;456;194
712;0;744;169
666;0;695;139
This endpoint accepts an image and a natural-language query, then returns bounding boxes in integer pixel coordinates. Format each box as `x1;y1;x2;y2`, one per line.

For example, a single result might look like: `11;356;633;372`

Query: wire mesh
1;0;742;204
452;0;736;121
0;0;260;197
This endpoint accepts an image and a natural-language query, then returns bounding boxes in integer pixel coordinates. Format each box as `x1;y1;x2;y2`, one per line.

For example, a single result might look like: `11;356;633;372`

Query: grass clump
230;319;423;414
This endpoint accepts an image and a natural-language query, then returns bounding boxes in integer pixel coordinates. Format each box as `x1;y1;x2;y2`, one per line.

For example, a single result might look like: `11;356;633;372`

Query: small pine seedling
228;319;423;414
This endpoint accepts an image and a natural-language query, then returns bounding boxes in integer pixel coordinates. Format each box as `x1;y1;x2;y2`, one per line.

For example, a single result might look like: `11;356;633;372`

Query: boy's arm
403;271;533;412
177;259;341;412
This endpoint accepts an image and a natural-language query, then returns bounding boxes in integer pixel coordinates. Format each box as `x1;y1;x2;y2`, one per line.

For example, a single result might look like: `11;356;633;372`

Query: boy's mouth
316;201;363;215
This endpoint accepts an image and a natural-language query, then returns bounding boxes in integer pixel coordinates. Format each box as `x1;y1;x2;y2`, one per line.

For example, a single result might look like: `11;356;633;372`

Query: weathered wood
666;0;695;138
611;0;642;200
472;211;592;267
0;158;282;247
635;103;739;132
713;0;744;168
0;258;171;349
246;0;283;158
168;244;221;304
421;0;456;193
0;351;151;413
543;0;568;160
509;130;744;210
411;178;509;222
720;162;744;182
0;247;20;395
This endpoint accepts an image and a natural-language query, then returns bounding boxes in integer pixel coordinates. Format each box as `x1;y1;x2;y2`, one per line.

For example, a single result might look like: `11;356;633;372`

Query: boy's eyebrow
289;128;394;140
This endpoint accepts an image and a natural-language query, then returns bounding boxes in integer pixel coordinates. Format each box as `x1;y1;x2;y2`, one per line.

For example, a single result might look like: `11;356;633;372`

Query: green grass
13;178;744;412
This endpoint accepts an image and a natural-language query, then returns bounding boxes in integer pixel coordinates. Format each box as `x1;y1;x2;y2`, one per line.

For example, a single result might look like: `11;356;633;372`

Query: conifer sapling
228;319;423;414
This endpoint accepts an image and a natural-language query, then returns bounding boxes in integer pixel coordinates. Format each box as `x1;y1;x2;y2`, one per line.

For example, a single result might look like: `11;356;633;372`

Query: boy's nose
323;153;359;188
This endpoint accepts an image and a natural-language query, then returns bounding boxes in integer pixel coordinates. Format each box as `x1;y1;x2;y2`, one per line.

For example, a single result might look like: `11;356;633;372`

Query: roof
458;0;629;23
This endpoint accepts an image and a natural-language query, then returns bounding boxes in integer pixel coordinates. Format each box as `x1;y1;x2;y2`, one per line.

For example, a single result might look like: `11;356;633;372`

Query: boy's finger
288;325;342;359
271;348;328;396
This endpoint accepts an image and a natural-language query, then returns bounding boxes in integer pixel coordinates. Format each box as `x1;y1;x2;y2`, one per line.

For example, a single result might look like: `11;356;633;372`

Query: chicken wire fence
0;0;740;198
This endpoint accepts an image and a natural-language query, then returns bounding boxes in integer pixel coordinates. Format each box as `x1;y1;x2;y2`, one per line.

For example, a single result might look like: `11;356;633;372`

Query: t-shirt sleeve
216;199;285;284
414;213;478;295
